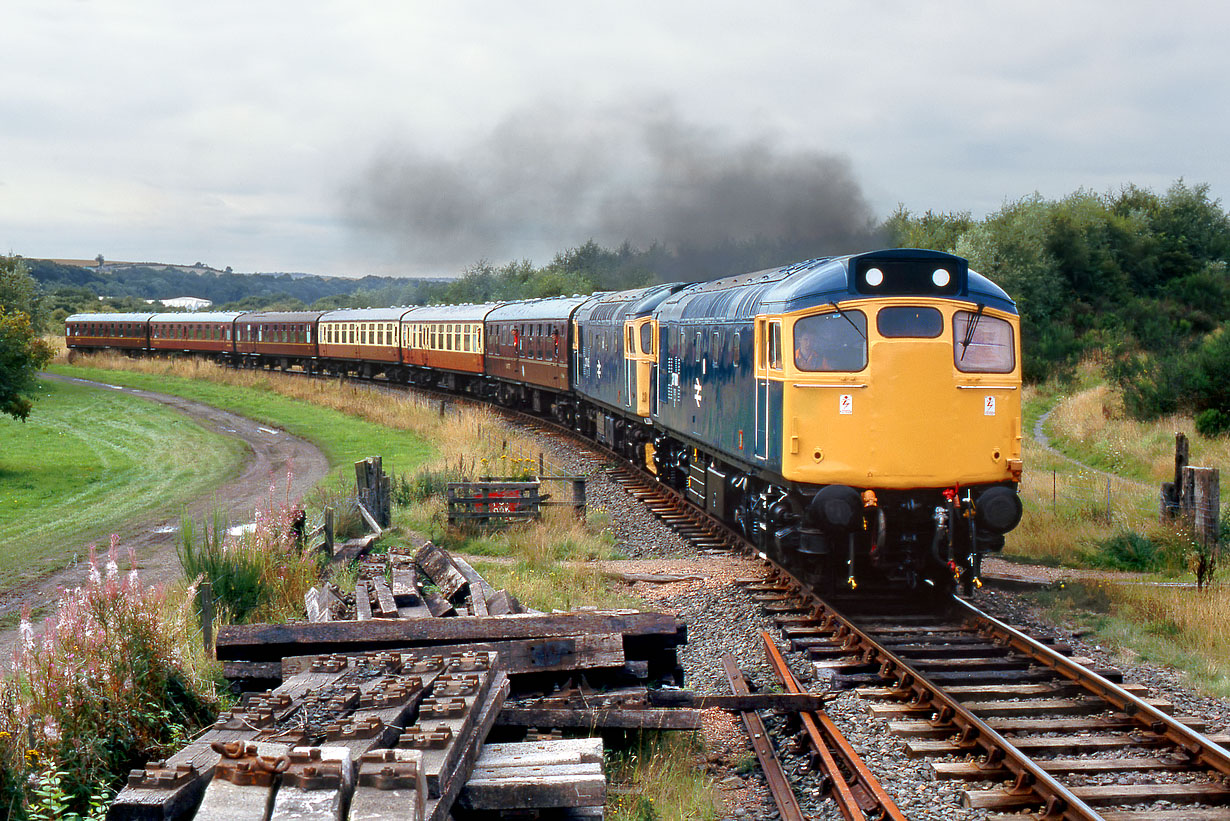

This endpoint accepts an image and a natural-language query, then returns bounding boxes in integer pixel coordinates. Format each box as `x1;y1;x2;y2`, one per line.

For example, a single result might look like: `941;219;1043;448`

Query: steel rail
721;653;806;821
955;596;1230;778
802;596;1106;821
760;631;907;821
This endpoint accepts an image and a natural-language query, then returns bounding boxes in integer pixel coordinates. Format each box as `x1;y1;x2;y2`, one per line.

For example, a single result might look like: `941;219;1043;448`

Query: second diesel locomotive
66;248;1023;595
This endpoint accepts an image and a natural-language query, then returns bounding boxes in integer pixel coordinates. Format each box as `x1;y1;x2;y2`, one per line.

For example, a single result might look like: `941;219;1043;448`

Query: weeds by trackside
0;538;220;820
178;470;321;624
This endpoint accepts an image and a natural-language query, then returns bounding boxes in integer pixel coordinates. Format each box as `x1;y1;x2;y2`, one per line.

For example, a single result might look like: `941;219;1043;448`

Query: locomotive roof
657;249;1017;321
486;295;592;322
573;283;689;323
149;311;244;323
404;303;502;321
66;312;158;323
234;311;327;323
319;307;416;322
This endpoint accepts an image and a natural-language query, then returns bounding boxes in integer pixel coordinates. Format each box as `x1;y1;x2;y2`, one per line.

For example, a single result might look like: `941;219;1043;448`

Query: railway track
214;362;1230;820
504;406;1230;820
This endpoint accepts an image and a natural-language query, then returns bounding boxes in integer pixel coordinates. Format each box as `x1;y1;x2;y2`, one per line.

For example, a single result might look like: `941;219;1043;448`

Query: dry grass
1036;581;1230;697
1037;362;1230;483
1005;367;1226;571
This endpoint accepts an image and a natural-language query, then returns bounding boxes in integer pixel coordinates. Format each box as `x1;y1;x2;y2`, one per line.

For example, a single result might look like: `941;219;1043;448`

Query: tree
0;256;53;421
0;308;53;421
0;255;46;331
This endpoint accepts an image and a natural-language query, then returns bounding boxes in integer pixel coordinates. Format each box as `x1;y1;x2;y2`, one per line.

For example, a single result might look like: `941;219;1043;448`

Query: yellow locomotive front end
779;298;1022;490
748;250;1024;595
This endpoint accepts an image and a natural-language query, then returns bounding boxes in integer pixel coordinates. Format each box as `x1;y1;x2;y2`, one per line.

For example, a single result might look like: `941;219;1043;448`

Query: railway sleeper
963;779;1230;811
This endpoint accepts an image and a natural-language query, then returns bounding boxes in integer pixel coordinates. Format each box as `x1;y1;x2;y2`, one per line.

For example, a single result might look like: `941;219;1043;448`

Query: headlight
932;268;951;287
865;267;884;287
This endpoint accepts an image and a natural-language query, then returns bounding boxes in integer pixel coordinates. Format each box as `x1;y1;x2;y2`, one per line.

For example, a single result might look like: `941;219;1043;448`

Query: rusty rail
721;653;805;821
760;631;907;821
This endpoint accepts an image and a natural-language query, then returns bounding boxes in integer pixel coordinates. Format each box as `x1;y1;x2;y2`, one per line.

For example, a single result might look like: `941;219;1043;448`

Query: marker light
865;267;884;286
932;268;951;287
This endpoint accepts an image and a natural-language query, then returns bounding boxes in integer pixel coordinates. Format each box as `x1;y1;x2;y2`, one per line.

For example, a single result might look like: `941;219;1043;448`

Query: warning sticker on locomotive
984;396;996;416
839;394;853;415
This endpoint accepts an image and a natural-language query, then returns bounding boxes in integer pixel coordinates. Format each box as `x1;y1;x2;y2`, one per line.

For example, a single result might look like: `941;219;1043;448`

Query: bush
1196;408;1230;437
1090;532;1162;571
0;538;218;818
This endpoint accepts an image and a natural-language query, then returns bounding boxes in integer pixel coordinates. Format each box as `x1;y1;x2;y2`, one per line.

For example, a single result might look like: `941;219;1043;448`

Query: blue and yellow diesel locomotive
66;248;1022;595
608;249;1023;594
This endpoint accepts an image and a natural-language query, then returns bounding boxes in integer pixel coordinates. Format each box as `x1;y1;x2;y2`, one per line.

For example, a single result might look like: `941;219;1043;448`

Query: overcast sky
1;1;1226;278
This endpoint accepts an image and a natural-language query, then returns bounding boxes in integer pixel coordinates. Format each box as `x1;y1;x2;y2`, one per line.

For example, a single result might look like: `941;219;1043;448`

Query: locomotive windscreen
852;257;964;296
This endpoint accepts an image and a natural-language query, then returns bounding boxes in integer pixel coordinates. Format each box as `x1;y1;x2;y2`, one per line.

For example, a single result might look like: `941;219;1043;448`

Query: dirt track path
0;374;331;655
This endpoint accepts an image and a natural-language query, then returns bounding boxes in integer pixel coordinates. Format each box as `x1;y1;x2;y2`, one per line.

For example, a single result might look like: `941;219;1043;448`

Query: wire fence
1019;467;1223;544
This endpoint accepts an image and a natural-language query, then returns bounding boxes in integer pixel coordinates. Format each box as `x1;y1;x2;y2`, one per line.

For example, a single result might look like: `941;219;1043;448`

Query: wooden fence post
572;478;587;521
1188;466;1221;550
324;505;334;553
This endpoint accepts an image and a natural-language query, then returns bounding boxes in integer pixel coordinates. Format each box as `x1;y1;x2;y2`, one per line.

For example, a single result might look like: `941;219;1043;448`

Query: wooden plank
460;765;604;811
424;672;510;821
486;590;513;616
306;586;342;623
931;756;1190;780
268;746;354;820
354;581;373;621
891;715;1205;737
422;591;456;618
349;749;424;821
192;741;293;821
647;691;834;712
450;556;491;616
398;603;434;619
357;501;383;537
475;739;604;769
964;780;1230;810
217;610;683;662
280;634;623;679
495;707;701;730
911;733;1230;757
392;568;421;605
415;542;468;600
371;577;400;618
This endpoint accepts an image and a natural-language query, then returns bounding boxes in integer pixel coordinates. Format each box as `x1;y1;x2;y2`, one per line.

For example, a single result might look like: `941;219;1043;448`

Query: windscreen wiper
960;303;986;361
829;299;866;340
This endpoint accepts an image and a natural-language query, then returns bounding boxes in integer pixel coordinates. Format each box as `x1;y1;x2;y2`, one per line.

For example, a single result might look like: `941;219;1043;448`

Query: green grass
50;363;435;470
1028;582;1230;698
0;377;246;583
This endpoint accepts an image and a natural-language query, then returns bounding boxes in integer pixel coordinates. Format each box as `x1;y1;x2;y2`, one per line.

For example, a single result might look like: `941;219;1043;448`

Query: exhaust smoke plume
346;101;882;277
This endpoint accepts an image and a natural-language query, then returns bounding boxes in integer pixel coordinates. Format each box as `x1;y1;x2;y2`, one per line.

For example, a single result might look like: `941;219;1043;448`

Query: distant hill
23;258;422;308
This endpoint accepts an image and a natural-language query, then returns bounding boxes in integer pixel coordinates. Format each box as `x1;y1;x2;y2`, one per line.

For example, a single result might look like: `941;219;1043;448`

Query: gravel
510;420;1230;820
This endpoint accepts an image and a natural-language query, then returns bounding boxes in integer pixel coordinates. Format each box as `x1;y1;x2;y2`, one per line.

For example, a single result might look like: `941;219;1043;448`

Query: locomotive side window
640;323;653;354
794;311;867;372
877;306;942;338
768;322;783;370
953;311;1015;373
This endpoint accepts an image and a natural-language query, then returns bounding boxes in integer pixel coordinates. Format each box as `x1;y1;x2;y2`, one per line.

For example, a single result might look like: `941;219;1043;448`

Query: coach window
794;311;867;372
953;311;1015;373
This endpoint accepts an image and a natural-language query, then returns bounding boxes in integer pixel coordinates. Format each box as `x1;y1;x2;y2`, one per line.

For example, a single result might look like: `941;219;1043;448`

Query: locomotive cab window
794;311;867;372
877;306;942;338
953;311;1015;373
768;321;782;370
